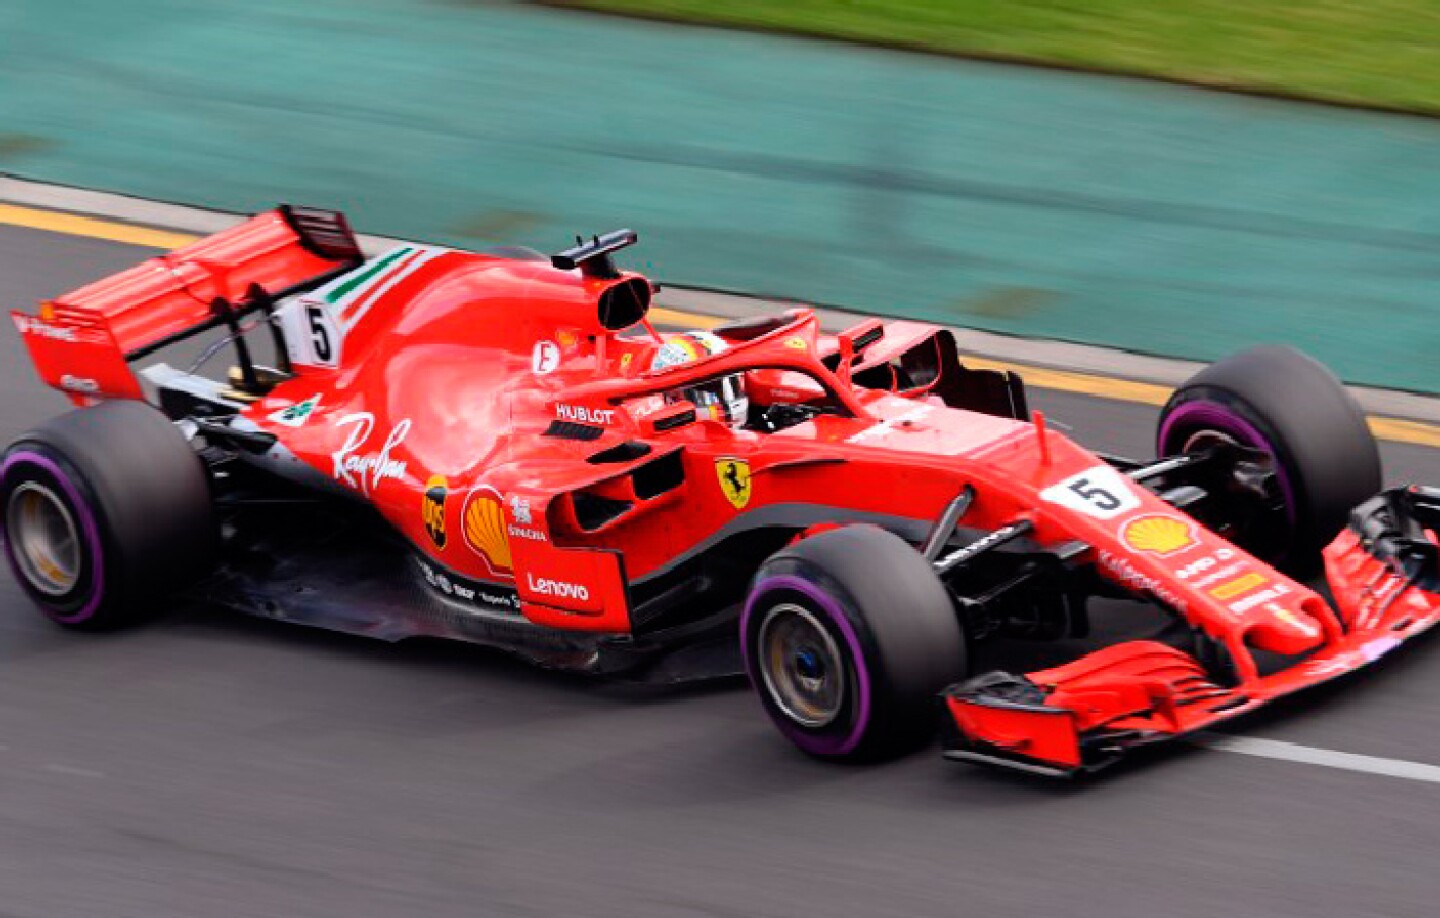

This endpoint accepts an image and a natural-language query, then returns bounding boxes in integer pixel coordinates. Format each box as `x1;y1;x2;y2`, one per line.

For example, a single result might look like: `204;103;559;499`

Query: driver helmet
650;331;749;429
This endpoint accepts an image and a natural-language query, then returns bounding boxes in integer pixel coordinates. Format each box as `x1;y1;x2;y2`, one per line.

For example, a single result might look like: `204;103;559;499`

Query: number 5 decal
1039;465;1140;520
307;304;334;363
280;298;342;369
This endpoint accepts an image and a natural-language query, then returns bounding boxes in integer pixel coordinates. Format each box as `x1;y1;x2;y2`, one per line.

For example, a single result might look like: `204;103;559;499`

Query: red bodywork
945;530;1440;775
14;208;1440;773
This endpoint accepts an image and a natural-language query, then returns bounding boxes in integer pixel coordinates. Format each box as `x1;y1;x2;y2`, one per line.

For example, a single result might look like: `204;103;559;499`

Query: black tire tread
1160;345;1380;563
753;526;966;759
5;401;214;627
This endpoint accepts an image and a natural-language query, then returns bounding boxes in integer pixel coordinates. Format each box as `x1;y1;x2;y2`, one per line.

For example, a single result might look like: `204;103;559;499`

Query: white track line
1197;733;1440;784
43;763;105;779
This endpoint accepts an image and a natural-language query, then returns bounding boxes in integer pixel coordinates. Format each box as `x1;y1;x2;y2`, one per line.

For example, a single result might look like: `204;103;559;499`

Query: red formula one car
6;206;1440;774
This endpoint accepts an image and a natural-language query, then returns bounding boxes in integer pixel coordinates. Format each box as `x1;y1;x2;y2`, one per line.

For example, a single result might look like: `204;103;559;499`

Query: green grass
546;0;1440;114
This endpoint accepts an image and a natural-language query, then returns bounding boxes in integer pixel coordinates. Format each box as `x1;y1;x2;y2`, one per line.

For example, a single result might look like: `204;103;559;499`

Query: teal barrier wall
4;0;1440;390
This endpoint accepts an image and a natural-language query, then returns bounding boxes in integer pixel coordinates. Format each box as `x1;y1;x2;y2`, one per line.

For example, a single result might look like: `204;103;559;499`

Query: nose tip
1248;603;1325;655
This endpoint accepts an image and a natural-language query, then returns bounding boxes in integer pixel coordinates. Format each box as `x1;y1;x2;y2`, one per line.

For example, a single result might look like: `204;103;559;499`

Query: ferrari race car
6;206;1440;776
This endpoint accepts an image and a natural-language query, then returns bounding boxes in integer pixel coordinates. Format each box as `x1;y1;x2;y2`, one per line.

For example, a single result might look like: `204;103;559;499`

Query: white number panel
1039;465;1141;520
277;297;343;370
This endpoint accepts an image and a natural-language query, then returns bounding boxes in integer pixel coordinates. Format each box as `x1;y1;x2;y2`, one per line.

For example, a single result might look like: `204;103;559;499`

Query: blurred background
4;0;1440;389
3;4;1440;918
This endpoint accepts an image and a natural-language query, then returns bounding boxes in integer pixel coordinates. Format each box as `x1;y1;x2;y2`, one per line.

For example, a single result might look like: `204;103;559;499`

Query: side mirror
835;320;885;387
837;319;884;356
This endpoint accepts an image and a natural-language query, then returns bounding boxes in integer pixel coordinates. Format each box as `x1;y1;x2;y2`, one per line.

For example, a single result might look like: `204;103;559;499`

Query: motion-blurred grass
547;0;1440;114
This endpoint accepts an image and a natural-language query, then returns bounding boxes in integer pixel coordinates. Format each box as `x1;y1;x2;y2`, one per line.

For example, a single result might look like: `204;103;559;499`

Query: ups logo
422;474;448;549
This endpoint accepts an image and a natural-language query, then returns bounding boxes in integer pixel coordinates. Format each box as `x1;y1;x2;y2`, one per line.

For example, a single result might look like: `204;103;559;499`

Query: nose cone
1247;597;1327;655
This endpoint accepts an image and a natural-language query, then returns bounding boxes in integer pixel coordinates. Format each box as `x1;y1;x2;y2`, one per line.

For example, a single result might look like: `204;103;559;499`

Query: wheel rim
1162;401;1299;562
1179;428;1238;455
757;603;845;728
1160;402;1293;522
6;481;82;596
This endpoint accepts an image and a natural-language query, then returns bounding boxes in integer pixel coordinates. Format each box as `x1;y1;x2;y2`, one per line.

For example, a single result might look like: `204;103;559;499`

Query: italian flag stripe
340;246;432;323
324;246;415;306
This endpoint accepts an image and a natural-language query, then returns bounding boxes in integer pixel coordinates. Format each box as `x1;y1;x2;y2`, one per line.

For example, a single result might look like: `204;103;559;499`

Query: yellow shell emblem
462;488;512;574
715;458;752;510
1121;514;1195;556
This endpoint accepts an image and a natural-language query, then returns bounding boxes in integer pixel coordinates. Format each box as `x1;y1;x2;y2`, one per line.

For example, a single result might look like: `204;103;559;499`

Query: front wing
942;487;1440;776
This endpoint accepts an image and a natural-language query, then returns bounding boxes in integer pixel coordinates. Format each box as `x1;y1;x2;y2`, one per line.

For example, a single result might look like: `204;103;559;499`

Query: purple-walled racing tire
1157;345;1380;574
1;401;215;629
742;526;967;761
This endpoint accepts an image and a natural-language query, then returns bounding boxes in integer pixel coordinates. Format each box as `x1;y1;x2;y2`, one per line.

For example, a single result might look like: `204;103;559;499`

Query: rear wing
11;205;362;404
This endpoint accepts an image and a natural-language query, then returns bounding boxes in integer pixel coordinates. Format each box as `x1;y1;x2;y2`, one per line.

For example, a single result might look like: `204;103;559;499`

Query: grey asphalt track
2;223;1440;918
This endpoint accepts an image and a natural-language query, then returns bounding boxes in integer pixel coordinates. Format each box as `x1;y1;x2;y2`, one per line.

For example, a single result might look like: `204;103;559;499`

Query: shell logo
462;487;513;576
1120;514;1196;557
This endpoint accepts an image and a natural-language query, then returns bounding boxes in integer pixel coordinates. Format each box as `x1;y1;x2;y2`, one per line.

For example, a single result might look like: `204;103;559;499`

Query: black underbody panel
186;501;741;682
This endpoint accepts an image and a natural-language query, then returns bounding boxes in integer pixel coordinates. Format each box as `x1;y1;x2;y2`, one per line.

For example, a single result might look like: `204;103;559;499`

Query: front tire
742;526;967;761
1157;345;1380;574
1;401;216;628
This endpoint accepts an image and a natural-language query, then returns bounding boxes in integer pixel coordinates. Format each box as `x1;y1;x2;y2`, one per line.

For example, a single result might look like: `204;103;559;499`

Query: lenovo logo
525;573;590;601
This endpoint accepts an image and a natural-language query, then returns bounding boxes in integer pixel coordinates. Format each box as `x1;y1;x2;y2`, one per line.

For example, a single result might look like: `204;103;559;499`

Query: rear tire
1;401;216;628
1158;346;1380;575
742;526;967;761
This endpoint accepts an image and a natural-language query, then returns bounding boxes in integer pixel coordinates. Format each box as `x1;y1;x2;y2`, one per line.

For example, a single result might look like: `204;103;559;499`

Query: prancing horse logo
715;457;752;510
